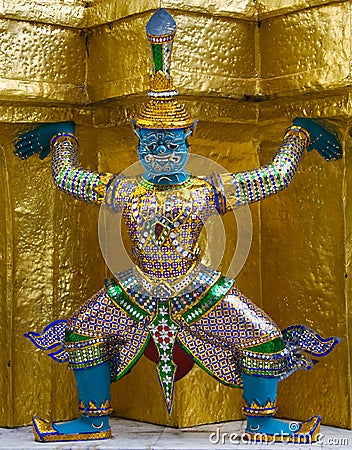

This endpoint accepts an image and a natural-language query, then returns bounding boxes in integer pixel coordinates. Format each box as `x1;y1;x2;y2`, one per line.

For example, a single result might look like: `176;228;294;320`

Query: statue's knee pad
240;337;289;378
64;328;110;370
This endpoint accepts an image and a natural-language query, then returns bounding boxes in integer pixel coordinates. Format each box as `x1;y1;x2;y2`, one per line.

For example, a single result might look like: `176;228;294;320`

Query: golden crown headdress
134;8;194;130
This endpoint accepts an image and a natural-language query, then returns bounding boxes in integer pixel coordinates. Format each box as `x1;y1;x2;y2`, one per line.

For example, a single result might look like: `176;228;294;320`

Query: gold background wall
0;0;351;429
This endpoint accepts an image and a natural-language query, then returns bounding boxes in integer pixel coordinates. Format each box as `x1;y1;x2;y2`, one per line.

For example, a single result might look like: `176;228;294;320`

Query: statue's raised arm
218;117;342;209
14;122;114;204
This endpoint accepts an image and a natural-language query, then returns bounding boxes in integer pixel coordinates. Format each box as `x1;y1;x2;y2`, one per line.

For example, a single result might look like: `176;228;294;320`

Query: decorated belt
104;275;234;325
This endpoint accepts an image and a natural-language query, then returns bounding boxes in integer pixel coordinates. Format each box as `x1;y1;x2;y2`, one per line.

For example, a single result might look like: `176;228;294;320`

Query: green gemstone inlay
152;44;163;72
105;276;233;326
65;330;92;343
181;277;234;324
104;278;148;322
246;337;285;354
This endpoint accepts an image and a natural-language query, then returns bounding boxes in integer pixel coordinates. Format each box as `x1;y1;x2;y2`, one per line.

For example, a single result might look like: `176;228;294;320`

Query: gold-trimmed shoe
32;416;112;443
244;415;321;444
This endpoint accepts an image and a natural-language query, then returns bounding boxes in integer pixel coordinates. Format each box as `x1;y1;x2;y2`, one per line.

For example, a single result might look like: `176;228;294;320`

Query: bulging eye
146;143;157;151
167;143;179;150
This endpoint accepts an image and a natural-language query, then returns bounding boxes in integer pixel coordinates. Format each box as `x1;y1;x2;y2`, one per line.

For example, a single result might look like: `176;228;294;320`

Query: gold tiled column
0;16;87;104
259;2;351;97
0;122;107;427
258;108;350;428
0;1;97;427
257;0;351;428
344;117;352;429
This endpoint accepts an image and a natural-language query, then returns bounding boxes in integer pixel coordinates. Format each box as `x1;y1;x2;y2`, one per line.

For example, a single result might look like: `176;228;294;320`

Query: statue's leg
30;286;150;442
33;362;112;442
54;363;111;433
177;283;336;443
242;372;320;443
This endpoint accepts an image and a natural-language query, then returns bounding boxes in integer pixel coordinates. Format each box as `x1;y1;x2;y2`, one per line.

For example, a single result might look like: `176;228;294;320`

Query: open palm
14;122;75;160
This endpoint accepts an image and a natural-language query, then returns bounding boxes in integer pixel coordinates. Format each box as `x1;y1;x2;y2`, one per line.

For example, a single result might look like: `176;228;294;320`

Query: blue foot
245;416;321;444
32;416;111;442
53;415;110;434
246;416;292;434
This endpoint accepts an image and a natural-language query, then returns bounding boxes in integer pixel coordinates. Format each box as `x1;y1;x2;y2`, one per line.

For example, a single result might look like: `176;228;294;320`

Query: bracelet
50;132;78;148
284;126;311;147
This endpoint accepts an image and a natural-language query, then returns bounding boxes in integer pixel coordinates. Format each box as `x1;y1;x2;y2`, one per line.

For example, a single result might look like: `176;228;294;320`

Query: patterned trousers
65;285;288;387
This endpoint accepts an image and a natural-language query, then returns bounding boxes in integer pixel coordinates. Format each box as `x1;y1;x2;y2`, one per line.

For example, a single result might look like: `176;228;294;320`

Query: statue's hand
14;121;75;160
293;117;342;161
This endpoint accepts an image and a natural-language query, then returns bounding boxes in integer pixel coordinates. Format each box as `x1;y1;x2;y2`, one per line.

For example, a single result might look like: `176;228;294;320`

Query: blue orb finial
146;8;176;37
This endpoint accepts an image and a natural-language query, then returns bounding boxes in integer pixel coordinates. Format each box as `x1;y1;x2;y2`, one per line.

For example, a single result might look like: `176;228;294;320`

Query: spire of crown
135;8;194;130
146;8;176;79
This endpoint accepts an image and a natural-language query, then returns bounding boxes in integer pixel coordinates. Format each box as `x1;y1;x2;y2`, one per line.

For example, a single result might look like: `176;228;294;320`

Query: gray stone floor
1;418;352;450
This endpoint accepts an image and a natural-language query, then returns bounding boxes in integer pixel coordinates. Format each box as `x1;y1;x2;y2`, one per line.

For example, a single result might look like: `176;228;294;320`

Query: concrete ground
1;418;352;450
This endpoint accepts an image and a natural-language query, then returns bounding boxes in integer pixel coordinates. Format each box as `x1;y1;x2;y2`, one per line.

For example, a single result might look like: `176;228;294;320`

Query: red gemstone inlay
155;223;164;238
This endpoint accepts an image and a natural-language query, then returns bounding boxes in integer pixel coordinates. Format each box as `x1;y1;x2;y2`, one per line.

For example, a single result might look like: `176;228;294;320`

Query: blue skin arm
14;122;114;203
14;118;342;203
217;117;342;209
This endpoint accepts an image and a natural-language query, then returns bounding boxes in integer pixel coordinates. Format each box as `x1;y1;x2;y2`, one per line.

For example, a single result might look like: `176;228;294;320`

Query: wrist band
50;132;78;148
284;126;311;146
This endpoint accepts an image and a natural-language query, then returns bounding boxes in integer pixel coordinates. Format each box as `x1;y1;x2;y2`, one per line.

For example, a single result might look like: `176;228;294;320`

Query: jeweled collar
138;174;195;191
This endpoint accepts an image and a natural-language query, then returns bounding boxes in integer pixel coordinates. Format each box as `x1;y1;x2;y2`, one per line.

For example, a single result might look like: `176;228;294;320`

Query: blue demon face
134;127;194;184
